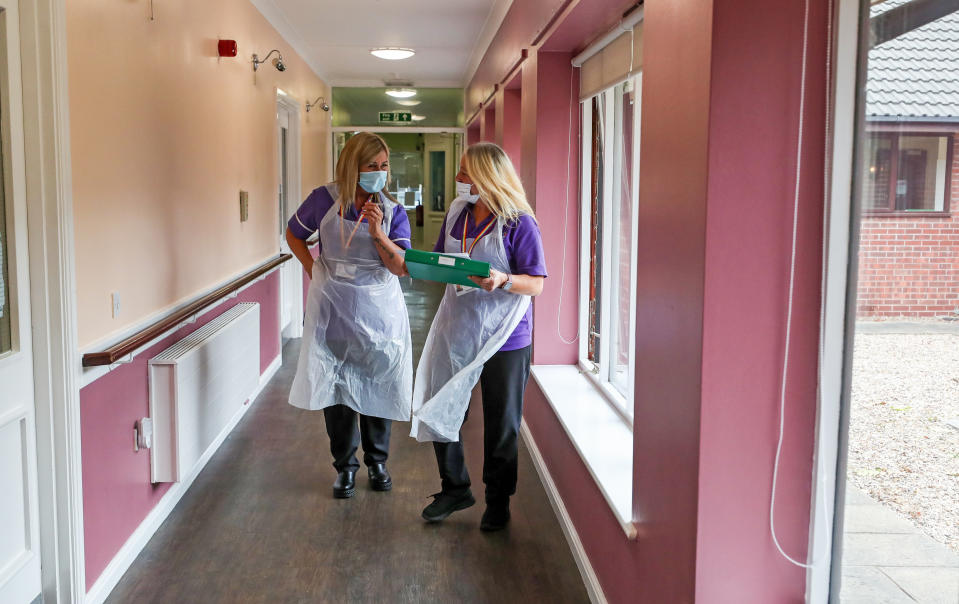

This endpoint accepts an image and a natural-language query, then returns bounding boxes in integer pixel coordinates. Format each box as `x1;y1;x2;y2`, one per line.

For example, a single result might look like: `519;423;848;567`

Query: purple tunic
433;205;547;351
288;186;412;253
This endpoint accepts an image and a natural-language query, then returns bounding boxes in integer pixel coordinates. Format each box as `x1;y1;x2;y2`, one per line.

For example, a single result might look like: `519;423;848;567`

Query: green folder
404;248;491;288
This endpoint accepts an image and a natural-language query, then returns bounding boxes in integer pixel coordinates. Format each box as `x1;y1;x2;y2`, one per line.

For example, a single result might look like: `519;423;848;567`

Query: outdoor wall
67;0;331;348
857;132;959;318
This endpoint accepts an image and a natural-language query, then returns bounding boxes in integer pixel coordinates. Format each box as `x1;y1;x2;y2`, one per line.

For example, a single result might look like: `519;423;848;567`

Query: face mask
358;170;387;193
456;180;480;203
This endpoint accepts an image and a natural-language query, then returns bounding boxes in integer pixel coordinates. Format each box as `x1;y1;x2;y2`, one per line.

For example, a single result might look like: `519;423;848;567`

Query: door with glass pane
0;1;43;601
423;133;454;248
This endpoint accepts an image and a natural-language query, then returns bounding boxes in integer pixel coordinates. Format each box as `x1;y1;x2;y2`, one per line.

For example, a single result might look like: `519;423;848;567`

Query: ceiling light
396;99;421;107
412;115;426;121
386;88;416;98
371;48;415;61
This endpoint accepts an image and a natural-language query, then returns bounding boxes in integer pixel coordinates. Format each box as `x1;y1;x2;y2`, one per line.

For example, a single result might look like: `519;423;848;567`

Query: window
863;132;952;213
579;76;640;421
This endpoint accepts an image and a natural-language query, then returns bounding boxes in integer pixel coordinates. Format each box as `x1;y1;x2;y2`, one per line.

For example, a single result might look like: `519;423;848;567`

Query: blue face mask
358;170;387;193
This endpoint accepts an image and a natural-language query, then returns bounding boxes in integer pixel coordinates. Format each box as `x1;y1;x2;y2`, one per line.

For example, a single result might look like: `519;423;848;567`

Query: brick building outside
856;7;959;319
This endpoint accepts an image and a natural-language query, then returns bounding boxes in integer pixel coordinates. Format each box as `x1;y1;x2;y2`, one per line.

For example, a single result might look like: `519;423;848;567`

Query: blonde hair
463;143;534;222
334;132;396;212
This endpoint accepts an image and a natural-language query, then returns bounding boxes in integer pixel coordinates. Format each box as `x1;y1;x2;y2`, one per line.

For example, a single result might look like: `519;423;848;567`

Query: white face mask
455;180;480;203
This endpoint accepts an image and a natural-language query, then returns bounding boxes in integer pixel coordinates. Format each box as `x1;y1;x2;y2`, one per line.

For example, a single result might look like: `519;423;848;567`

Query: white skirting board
84;354;282;604
520;420;608;604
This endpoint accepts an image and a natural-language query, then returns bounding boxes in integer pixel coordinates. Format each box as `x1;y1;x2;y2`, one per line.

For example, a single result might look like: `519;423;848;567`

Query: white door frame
805;0;864;601
19;0;85;601
277;93;303;339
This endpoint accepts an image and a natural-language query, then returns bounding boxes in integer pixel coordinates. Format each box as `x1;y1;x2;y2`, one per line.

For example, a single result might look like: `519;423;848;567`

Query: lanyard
461;211;496;256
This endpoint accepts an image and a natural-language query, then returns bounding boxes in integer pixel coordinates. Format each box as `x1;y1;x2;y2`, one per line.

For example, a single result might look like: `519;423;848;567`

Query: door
423;133;455;247
277;98;302;339
0;1;43;601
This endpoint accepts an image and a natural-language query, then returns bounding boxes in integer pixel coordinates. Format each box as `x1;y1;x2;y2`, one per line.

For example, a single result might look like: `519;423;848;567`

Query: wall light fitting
307;96;330;112
253;49;285;72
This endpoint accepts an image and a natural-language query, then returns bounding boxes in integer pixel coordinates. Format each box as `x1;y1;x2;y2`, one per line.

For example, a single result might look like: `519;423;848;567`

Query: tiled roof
867;0;959;120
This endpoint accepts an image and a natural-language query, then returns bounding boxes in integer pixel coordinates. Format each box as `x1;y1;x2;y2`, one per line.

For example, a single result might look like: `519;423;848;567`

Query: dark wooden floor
106;279;590;604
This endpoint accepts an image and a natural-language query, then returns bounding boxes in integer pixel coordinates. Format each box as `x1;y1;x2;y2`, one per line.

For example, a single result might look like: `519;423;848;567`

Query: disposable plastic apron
410;198;531;442
289;185;413;421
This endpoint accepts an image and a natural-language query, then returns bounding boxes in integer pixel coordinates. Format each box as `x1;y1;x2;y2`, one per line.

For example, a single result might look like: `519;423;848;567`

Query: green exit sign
379;111;412;123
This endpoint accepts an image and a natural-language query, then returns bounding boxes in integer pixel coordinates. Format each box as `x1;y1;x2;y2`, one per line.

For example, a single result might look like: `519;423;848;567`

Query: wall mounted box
218;40;238;57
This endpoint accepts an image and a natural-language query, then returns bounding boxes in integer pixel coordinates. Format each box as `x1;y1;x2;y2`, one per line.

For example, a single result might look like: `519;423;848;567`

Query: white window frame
577;76;642;425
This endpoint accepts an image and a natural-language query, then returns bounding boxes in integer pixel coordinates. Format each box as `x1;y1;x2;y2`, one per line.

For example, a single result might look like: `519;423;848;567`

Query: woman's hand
363;201;384;237
469;269;509;292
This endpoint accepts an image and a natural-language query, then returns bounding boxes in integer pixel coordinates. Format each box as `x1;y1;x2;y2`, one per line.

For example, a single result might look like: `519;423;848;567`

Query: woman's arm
363;202;409;277
468;269;544;296
286;227;315;277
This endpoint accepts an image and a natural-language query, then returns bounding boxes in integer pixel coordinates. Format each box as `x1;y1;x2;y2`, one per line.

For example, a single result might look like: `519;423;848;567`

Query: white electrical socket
112;292;120;318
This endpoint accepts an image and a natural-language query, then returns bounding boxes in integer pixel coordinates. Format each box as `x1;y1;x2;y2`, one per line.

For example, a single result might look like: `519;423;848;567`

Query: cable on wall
769;0;834;570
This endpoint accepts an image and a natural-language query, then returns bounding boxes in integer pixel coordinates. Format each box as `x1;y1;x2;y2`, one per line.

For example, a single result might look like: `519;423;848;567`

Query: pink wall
80;272;280;590
481;105;497;142
497;88;523;173
467;123;481;146
469;0;832;601
696;0;830;598
525;50;581;365
466;0;569;113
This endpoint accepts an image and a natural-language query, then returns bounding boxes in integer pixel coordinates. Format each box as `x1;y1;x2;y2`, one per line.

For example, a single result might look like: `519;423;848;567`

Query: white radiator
149;303;260;483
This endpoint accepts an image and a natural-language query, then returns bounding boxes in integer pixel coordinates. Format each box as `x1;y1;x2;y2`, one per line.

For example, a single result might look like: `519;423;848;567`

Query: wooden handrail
82;254;292;367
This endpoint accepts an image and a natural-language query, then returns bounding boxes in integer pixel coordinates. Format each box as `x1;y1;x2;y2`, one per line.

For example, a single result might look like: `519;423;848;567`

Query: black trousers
432;345;531;505
323;405;391;472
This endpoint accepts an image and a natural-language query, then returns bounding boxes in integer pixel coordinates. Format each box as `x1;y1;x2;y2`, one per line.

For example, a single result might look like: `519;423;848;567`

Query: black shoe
332;470;356;499
480;504;510;531
368;462;392;491
421;490;476;522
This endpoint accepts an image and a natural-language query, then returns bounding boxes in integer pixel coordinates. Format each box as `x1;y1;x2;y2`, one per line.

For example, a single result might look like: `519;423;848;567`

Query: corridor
104;280;590;603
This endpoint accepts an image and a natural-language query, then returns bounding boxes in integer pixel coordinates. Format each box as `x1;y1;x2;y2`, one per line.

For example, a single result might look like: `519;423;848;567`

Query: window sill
862;211;952;218
530;365;636;539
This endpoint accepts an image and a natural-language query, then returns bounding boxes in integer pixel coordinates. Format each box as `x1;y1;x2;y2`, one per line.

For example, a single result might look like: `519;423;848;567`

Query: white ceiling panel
251;0;512;86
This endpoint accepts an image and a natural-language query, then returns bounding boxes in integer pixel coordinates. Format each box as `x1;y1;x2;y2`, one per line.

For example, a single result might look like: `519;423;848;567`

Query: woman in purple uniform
412;142;547;531
286;132;413;499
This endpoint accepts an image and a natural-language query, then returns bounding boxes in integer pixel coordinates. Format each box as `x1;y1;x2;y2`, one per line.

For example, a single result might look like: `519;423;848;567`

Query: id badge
455;283;477;297
335;263;357;279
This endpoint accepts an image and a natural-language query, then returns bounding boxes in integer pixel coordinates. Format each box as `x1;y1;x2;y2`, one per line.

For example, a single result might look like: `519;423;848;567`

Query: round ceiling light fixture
385;88;417;98
395;99;421;106
412;115;426;121
371;47;415;61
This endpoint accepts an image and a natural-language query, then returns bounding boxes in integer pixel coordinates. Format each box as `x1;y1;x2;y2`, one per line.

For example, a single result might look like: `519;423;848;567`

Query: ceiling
250;0;512;87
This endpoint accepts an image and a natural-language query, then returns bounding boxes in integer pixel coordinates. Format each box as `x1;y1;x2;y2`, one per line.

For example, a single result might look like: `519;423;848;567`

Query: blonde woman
412;142;546;531
286;132;412;499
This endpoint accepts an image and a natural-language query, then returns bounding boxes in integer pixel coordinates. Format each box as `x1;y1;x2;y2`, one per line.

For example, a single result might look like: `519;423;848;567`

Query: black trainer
421;490;476;522
368;462;392;491
332;470;356;499
480;503;510;531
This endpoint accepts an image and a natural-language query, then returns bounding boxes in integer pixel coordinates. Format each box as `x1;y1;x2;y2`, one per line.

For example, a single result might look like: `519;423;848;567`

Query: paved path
841;486;959;603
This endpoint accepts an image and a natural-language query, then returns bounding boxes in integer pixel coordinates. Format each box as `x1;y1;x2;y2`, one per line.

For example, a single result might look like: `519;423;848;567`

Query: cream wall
67;0;331;348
